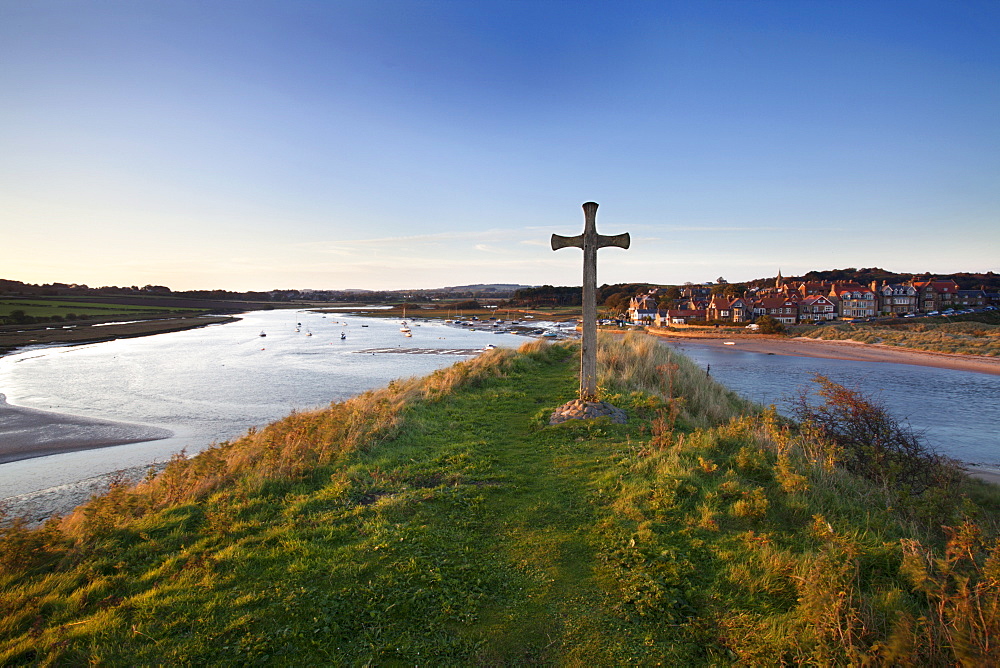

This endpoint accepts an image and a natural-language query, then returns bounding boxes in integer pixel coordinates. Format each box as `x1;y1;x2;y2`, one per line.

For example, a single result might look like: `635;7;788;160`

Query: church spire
776;269;783;289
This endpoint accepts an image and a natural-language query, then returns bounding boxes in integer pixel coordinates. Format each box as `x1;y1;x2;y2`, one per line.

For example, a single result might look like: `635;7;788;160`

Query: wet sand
0;393;172;465
652;332;1000;376
1;462;166;526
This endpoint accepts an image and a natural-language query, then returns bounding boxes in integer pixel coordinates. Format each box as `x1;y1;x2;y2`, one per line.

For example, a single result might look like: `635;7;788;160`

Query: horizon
3;1;998;292
5;266;998;296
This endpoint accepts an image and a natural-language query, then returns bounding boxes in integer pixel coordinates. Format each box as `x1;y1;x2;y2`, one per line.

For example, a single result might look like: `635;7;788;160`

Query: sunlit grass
792;313;1000;356
2;334;999;664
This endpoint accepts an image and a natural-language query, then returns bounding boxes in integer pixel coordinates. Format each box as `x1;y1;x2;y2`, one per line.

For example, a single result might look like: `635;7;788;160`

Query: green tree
755;315;785;334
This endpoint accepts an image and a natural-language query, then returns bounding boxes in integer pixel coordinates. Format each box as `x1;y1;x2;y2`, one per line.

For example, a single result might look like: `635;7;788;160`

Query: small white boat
341;332;346;340
306;331;312;337
259;331;266;337
723;341;735;345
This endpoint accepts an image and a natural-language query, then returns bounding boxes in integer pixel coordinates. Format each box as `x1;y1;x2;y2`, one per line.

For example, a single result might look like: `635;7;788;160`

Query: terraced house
875;282;918;316
829;282;877;319
752;296;799;325
706;295;750;323
798;295;837;322
912;277;960;312
626;294;659;324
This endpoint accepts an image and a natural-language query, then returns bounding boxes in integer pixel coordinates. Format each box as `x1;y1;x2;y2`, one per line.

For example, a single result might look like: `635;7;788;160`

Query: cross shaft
551;202;630;401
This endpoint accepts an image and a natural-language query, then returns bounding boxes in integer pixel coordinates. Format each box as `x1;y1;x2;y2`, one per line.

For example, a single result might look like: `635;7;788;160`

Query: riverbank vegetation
2;335;999;663
792;311;1000;357
0;315;238;357
0;298;191;325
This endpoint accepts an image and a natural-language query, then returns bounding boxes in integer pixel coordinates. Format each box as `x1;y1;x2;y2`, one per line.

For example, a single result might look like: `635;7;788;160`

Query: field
0;299;184;319
2;335;999;663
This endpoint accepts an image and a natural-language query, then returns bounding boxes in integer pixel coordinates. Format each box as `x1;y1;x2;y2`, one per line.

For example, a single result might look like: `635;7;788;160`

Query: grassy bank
791;312;1000;357
0;315;239;357
2;335;999;663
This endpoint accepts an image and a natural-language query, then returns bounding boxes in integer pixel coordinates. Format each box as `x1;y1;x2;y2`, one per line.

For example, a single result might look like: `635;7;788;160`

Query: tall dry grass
56;340;558;541
797;320;1000;357
597;332;757;428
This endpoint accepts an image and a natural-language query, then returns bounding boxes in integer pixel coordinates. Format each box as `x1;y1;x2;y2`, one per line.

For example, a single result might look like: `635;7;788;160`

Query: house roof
912;278;960;293
830;282;874;297
755;296;797;308
800;295;834;306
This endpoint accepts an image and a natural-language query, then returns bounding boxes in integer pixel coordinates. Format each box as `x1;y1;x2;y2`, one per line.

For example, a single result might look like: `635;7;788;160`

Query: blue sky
2;0;998;291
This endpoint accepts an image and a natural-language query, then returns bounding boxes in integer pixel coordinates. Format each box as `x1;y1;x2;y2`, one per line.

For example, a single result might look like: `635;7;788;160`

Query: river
0;309;524;498
660;339;1000;469
3;316;998;502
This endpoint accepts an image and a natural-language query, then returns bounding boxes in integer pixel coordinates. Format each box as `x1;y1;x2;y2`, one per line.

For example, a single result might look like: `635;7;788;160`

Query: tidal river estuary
2;310;998;515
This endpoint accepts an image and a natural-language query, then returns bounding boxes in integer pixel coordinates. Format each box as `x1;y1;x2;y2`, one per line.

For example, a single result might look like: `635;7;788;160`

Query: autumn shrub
890;521;1000;664
790;375;962;514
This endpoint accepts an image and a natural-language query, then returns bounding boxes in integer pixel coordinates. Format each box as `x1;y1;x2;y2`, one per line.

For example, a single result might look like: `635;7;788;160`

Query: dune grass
2;334;999;664
793;313;1000;357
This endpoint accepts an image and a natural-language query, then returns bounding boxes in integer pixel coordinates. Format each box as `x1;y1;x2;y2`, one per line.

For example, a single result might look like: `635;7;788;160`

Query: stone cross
551;202;630;401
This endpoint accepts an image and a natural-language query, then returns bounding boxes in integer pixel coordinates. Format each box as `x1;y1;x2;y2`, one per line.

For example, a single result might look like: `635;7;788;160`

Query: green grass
0;299;184;318
2;335;999;664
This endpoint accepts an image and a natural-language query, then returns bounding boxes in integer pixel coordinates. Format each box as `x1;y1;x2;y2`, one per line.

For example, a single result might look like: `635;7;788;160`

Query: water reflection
661;340;1000;467
0;310;522;496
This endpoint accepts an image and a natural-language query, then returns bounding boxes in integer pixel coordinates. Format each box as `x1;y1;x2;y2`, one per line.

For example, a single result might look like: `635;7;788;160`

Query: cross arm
551;233;584;251
597;232;630;250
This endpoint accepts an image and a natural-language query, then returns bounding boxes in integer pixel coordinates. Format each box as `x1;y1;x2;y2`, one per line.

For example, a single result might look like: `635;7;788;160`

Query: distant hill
746;268;1000;291
435;284;533;292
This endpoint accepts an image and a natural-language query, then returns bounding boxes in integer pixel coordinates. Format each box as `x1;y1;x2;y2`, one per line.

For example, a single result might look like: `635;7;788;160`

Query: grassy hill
2;335;999;664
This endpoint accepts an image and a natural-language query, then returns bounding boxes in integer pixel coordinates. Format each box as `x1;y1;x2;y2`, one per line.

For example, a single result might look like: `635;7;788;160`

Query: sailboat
259;331;266;337
400;305;410;333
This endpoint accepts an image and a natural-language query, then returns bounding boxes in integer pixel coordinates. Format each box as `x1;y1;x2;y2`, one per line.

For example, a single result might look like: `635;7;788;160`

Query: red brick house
798;295;837;322
911;278;960;312
706;295;750;323
829;282;877;319
753;296;799;325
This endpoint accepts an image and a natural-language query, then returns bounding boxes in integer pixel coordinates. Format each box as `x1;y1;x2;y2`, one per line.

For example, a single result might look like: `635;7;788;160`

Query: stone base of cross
548;201;630;423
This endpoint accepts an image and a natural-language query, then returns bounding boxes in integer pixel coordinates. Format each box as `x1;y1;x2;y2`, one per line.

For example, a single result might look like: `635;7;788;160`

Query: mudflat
0;393;172;465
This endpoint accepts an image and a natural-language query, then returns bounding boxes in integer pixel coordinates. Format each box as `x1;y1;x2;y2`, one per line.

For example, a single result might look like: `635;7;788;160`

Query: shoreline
5;327;999;524
649;329;1000;376
651;332;1000;485
0;314;241;357
0;393;173;465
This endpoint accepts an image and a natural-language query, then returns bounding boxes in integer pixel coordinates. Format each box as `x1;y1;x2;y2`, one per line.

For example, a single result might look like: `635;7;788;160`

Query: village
626;274;1000;327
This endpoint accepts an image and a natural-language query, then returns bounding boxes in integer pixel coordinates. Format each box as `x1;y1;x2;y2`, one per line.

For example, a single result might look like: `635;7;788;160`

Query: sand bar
0;393;172;465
